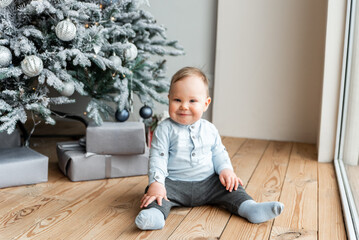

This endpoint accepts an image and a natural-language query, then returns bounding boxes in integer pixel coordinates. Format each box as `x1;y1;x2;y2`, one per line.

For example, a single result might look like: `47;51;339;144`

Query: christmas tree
0;0;184;134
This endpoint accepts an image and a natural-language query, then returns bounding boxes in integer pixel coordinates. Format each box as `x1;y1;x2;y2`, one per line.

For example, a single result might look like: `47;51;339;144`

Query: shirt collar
169;118;202;130
188;119;201;130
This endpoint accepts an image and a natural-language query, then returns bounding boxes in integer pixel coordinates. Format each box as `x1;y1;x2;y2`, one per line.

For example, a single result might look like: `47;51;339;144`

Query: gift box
0;129;21;149
86;121;146;155
0;147;48;188
57;141;149;182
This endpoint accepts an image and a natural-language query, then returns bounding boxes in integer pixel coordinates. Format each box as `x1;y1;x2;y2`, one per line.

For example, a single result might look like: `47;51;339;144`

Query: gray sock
135;208;165;230
238;200;284;224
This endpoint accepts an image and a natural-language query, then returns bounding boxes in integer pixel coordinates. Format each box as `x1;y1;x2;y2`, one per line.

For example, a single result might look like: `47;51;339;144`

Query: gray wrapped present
57;141;149;182
86;121;146;155
0;147;48;188
0;129;21;149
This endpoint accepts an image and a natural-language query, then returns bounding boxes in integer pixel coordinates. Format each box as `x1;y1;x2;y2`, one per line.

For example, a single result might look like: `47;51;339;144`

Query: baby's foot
238;200;284;224
135;208;165;230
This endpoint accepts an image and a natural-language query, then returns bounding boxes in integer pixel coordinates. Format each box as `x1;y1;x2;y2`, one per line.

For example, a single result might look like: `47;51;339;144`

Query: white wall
53;0;218;122
135;0;218;121
213;0;327;143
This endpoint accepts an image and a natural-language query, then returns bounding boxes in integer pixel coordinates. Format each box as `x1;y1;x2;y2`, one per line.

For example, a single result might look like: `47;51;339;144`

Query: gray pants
145;174;253;219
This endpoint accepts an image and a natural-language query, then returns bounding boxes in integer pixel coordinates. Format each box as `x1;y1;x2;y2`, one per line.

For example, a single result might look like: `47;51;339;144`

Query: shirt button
160;152;164;156
192;135;195;139
191;126;194;129
192;152;196;156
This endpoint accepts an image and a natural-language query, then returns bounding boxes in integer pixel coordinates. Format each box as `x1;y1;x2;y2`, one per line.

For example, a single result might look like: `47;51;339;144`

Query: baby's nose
180;103;189;110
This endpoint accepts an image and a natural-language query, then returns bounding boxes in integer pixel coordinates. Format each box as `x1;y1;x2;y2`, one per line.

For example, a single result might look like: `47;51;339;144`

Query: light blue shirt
148;118;233;185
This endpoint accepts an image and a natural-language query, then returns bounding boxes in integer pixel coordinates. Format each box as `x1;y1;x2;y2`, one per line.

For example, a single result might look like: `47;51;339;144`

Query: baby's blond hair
169;67;210;97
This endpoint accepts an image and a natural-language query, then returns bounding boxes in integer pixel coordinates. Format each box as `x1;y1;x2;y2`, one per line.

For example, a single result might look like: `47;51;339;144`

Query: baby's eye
174;98;181;102
190;99;197;103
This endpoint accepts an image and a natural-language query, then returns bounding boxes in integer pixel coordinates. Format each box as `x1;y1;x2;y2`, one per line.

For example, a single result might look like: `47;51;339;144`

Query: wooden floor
0;121;347;239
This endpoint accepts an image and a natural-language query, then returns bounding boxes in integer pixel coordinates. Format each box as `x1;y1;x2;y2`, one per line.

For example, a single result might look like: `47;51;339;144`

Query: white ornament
0;0;12;8
60;82;75;97
109;54;122;69
124;43;138;61
55;19;77;42
21;55;43;77
0;46;12;67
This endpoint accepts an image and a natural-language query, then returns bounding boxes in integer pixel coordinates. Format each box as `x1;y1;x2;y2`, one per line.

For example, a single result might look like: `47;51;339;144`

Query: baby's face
168;75;211;125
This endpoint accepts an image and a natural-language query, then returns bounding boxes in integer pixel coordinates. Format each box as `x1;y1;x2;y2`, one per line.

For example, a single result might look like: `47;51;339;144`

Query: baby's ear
204;97;211;111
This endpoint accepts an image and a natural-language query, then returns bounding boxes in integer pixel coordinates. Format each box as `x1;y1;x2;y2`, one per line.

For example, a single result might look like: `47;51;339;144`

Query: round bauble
0;0;12;8
109;54;122;69
60;82;75;97
55;19;77;41
0;46;12;67
124;43;138;61
139;105;153;119
21;55;43;77
115;109;129;122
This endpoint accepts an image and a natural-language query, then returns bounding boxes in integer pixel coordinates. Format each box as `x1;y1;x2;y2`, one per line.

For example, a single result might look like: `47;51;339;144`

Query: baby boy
135;67;284;230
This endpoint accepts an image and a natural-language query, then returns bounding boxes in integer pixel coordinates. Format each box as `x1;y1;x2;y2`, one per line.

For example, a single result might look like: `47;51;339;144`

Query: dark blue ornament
139;105;153;119
115;109;129;122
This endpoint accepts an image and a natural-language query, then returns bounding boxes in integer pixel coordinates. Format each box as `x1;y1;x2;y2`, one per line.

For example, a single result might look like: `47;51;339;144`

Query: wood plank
232;139;269;186
318;163;347;240
0;169;107;238
64;177;148;239
0;192;37;217
1;167;105;203
0;194;69;239
13;177;145;239
270;143;318;239
168;206;230;240
220;141;292;240
222;136;246;158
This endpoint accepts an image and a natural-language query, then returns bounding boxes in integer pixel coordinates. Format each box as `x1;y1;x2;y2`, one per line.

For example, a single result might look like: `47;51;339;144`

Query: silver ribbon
105;155;112;178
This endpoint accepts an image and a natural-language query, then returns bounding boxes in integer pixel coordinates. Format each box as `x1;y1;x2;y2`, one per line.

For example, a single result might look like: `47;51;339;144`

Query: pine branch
0;0;184;132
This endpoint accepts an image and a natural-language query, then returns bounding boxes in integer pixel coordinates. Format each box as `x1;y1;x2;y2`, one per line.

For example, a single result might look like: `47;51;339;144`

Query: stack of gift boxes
0;129;48;188
57;121;149;182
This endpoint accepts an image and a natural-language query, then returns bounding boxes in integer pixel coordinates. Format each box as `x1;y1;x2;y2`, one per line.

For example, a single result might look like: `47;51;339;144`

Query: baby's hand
219;169;244;192
140;181;168;208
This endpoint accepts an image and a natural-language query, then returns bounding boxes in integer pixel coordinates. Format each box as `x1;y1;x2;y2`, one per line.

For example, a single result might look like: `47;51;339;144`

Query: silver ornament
124;43;138;61
21;55;43;77
0;0;12;8
60;82;75;97
109;54;122;69
0;46;12;67
55;19;77;41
